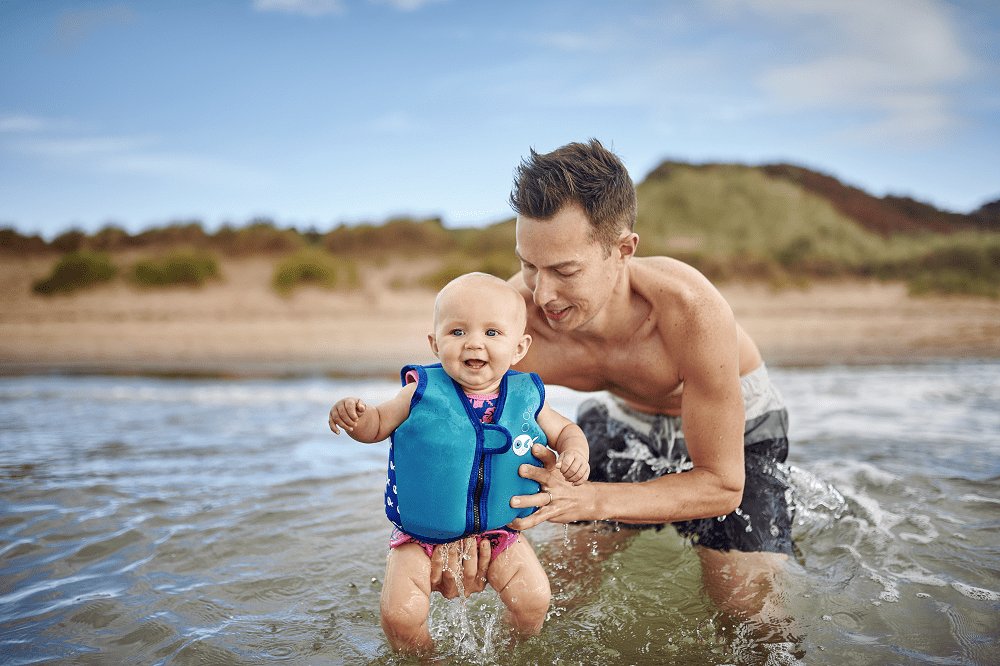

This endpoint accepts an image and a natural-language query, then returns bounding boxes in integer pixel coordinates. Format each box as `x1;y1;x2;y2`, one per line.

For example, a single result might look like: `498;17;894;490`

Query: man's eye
521;261;537;272
558;270;578;278
450;329;464;336
486;329;501;337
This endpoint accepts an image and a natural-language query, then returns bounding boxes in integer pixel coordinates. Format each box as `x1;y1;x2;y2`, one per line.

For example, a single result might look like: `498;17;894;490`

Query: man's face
515;204;621;333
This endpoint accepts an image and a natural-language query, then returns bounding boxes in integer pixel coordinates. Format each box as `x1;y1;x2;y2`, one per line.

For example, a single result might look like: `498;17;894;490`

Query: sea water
0;362;998;664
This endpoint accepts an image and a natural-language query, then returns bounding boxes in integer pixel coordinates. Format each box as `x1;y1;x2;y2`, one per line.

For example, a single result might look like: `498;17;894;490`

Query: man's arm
510;290;745;528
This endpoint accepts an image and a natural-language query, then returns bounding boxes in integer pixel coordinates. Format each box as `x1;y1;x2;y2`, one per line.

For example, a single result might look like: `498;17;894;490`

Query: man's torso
515;256;762;416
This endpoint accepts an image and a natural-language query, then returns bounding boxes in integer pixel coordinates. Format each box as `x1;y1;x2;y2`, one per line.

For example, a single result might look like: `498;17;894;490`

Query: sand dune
1;256;997;377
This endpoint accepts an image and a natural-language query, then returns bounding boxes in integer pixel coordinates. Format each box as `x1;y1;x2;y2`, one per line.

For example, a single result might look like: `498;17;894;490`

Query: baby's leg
487;534;551;635
380;543;433;653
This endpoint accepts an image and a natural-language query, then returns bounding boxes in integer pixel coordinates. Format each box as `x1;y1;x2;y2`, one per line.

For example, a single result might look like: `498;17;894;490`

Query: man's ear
618;232;639;261
427;333;439;357
511;333;532;366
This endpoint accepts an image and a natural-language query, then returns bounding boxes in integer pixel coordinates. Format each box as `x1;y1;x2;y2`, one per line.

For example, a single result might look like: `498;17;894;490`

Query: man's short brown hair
509;139;637;253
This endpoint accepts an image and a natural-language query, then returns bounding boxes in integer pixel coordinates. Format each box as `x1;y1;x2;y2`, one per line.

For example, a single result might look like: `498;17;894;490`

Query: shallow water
1;362;998;664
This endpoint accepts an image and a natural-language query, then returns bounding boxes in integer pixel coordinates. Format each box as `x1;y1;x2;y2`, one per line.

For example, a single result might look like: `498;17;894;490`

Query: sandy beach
1;256;997;377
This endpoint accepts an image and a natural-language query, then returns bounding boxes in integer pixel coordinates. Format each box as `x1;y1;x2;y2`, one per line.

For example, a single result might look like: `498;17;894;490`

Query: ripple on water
2;367;999;664
67;527;147;568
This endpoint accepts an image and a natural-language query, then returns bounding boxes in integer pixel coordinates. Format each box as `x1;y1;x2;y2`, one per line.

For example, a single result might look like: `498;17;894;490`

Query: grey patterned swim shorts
577;364;795;554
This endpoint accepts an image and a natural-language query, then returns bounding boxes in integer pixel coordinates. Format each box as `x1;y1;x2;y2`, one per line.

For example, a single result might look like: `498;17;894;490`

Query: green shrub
907;270;998;299
213;219;304;256
130;250;221;287
416;251;520;291
272;249;356;295
873;234;1000;298
323;217;456;257
0;227;48;253
32;251;118;295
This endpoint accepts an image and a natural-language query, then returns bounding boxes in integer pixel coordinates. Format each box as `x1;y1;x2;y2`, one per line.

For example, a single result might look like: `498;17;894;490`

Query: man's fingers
429;545;459;599
461;539;478;596
518;462;547;483
531;443;557;466
475;539;490;589
429;547;443;586
508;512;544;531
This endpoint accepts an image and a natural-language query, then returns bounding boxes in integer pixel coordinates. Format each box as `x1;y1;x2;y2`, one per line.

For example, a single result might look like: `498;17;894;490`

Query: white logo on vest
512;434;537;456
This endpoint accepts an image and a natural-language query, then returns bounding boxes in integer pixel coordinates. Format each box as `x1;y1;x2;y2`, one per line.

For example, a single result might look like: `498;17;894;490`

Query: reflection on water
1;362;998;664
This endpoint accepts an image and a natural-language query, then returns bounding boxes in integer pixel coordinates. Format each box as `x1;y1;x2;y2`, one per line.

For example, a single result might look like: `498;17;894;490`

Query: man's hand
509;444;597;530
429;537;492;598
329;397;366;435
558;449;590;484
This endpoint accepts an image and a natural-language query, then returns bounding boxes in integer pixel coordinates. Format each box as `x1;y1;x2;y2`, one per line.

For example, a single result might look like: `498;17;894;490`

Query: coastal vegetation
31;251;118;295
5;161;998;298
131;250;221;288
272;248;358;295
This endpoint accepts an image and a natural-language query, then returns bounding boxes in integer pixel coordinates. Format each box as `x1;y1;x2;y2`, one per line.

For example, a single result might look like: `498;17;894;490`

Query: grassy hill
634;161;999;293
3;161;998;297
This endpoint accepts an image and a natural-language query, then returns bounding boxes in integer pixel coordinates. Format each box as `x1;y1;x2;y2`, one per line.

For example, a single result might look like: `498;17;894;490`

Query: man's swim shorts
577;364;796;555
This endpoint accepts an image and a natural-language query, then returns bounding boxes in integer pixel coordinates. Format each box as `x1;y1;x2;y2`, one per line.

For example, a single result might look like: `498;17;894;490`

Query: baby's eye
450;328;465;336
485;329;501;337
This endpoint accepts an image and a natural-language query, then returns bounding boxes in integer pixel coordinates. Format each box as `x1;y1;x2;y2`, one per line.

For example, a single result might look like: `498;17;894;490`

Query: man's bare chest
532;335;685;412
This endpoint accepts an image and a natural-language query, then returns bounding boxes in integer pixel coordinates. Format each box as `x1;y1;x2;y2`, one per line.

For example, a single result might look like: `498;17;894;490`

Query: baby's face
430;278;530;394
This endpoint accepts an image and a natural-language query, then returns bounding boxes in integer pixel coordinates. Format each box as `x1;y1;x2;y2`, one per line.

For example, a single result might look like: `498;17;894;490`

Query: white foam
951;582;1000;601
958;493;1000;505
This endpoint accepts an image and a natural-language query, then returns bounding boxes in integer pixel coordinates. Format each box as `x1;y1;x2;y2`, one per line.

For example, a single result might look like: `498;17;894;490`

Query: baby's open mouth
464;359;487;369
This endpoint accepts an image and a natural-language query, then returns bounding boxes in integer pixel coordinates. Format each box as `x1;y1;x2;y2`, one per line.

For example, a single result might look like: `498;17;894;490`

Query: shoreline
2;257;998;379
2;350;996;380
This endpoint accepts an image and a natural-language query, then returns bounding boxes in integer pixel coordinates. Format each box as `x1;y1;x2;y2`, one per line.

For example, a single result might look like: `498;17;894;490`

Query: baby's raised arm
536;404;590;484
329;383;417;443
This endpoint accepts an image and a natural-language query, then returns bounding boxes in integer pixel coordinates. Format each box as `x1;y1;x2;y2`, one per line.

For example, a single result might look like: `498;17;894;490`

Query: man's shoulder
508;270;533;303
631;256;733;333
631;256;722;305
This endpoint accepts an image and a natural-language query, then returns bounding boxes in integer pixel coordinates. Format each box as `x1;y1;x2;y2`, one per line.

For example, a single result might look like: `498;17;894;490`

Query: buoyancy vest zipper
472;457;485;532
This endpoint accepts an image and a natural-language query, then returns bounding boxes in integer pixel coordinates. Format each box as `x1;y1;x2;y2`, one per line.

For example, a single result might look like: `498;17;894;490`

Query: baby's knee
507;575;551;623
380;593;429;635
522;580;552;617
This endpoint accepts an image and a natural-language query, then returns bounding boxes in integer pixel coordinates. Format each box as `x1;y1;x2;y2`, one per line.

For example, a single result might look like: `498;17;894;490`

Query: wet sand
1;256;998;376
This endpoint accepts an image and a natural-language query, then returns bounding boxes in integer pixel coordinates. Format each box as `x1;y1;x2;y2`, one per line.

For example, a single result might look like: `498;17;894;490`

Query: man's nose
533;272;556;307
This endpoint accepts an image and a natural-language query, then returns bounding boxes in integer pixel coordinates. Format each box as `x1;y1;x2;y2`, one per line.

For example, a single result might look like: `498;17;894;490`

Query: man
432;139;798;619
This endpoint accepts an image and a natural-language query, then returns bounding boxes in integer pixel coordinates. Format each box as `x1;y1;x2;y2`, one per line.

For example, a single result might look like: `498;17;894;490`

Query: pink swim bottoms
389;527;519;560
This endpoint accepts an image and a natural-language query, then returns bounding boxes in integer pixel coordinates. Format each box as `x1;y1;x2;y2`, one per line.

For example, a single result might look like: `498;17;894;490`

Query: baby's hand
329;397;367;435
558;450;590;485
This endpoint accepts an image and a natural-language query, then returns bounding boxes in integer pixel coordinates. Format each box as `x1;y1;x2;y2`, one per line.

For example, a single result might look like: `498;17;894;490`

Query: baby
329;272;589;654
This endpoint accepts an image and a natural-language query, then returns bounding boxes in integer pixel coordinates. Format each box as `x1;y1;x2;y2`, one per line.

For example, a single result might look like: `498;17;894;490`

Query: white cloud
18;135;157;157
369;0;447;11
10;131;268;187
742;0;972;140
252;0;346;17
0;115;50;133
54;5;136;48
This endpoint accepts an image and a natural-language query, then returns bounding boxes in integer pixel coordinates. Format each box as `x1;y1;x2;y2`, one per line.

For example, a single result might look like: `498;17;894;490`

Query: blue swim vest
385;363;545;543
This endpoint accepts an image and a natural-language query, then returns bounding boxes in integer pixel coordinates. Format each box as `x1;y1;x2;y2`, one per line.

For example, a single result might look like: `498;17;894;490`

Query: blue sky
2;0;998;239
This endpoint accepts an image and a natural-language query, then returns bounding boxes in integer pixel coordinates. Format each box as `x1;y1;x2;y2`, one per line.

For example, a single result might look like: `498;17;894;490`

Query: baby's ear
427;333;440;357
512;333;531;365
